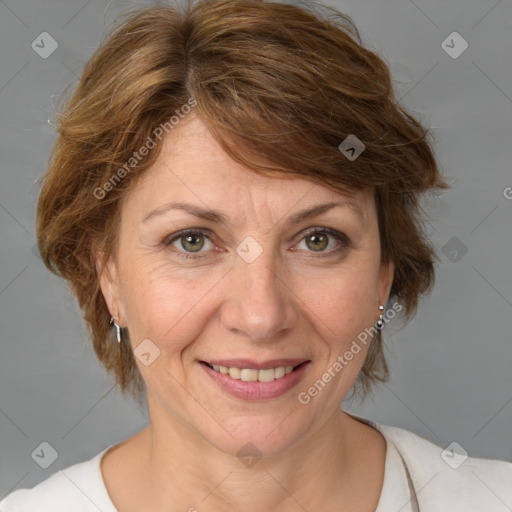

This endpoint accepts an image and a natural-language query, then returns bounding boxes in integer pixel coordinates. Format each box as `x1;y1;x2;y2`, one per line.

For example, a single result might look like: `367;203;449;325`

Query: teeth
209;363;299;382
257;368;275;382
240;369;258;382
274;367;286;379
228;367;241;379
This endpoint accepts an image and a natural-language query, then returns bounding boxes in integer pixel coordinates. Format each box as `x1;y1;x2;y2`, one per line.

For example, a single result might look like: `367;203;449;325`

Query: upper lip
201;358;310;370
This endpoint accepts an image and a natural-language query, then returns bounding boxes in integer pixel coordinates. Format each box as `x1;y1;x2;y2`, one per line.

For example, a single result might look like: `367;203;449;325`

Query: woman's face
99;113;394;457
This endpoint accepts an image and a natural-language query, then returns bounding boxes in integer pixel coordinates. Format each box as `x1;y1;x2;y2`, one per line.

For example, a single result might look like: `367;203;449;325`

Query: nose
220;247;299;343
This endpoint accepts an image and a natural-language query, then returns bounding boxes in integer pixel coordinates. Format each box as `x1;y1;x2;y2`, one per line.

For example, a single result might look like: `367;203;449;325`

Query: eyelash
163;227;351;260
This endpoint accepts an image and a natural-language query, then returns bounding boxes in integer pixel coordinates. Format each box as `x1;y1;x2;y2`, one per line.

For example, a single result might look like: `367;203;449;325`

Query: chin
195;410;313;462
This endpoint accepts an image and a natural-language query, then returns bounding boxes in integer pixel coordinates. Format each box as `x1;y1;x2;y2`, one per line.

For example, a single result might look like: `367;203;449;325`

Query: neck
136;404;384;511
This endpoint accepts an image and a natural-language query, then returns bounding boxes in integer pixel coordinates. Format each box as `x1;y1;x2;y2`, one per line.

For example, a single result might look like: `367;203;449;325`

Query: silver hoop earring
375;305;385;330
110;316;122;344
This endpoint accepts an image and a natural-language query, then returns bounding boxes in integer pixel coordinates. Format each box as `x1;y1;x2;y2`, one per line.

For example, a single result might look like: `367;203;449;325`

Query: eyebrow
142;199;365;225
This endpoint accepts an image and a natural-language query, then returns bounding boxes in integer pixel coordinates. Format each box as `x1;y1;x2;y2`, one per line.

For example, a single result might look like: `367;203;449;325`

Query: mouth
199;359;311;400
200;360;309;383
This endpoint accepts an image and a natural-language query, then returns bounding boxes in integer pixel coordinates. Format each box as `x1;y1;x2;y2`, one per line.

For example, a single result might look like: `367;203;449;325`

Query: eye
164;229;215;259
163;227;350;260
294;227;350;256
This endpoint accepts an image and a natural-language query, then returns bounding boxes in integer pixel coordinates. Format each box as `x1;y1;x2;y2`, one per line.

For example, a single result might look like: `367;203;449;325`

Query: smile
199;360;311;400
203;362;301;382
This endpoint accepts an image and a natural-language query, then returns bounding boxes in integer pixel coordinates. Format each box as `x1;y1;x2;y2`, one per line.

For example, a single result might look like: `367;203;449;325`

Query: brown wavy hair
36;0;449;404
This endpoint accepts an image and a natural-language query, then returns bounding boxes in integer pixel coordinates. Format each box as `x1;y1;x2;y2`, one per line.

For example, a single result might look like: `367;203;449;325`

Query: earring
375;305;385;330
110;315;122;344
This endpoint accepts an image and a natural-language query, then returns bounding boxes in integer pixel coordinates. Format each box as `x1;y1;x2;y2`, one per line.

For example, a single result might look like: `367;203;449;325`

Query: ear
95;248;126;326
377;259;395;307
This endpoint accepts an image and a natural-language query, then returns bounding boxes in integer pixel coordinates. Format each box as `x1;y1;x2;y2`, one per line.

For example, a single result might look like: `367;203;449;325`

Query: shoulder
377;421;512;509
0;446;116;512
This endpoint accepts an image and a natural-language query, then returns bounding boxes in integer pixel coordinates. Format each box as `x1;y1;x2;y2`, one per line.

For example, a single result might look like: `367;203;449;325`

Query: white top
2;414;511;511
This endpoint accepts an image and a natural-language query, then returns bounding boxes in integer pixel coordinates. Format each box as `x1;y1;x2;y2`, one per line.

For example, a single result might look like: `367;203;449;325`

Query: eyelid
291;226;351;255
164;228;214;246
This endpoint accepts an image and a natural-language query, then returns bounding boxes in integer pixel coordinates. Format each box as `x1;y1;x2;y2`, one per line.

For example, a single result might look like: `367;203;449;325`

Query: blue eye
163;227;350;260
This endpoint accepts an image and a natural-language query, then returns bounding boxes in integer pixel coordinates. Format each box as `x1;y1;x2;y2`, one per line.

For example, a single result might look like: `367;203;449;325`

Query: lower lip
200;361;311;400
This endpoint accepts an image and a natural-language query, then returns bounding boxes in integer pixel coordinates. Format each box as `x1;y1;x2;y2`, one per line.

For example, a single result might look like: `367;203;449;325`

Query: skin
97;112;395;512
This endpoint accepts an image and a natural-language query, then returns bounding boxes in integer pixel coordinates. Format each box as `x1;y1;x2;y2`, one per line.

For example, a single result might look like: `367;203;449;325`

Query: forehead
122;113;373;225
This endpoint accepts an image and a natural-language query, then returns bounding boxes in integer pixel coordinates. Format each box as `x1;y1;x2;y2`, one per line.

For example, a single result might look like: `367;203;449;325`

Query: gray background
1;0;511;497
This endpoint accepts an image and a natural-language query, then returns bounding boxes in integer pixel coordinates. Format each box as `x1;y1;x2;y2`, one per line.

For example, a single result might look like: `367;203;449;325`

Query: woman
2;0;510;510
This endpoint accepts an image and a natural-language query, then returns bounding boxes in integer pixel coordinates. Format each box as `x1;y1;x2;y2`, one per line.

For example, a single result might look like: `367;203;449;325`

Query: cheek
119;260;220;350
302;265;378;339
